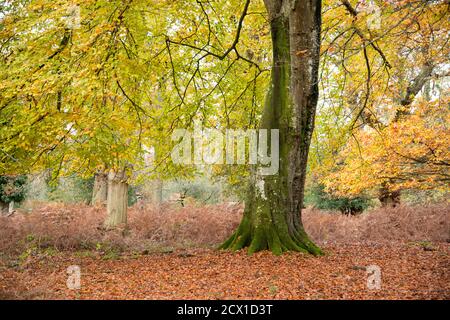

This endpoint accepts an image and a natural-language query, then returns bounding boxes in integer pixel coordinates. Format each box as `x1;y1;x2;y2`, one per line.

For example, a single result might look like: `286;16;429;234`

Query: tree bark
221;0;323;255
92;172;108;206
8;201;14;214
104;169;128;229
0;201;8;215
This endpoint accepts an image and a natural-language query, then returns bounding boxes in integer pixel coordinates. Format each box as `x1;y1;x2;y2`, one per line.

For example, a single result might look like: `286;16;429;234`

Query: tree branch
341;0;392;69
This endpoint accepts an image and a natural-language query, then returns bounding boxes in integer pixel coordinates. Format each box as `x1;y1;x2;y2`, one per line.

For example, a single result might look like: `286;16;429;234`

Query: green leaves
0;0;272;184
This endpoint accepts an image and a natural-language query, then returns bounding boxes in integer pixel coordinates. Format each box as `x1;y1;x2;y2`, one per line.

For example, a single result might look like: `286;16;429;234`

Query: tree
1;0;324;254
219;0;323;255
92;171;108;206
309;0;449;204
2;0;446;253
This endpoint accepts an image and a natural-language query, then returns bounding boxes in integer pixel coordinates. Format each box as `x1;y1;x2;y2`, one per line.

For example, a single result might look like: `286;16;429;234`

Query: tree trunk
92;172;108;206
0;201;8;215
221;0;323;255
104;169;128;229
155;179;163;204
8;201;14;214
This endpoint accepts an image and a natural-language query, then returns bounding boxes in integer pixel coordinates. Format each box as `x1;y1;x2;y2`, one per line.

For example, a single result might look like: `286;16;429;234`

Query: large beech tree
220;0;323;255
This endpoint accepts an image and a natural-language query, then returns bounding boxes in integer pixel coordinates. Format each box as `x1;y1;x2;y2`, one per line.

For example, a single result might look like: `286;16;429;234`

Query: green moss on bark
220;13;323;256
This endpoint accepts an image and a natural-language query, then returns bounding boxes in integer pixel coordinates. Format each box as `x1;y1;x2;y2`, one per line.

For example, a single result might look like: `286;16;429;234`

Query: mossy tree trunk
92;172;108;206
221;0;323;255
104;169;128;229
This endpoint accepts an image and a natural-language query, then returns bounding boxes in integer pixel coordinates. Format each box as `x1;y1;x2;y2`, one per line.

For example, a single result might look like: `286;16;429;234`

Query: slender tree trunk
92;172;108;206
0;201;8;215
155;179;163;204
8;201;14;214
104;169;128;229
221;0;323;255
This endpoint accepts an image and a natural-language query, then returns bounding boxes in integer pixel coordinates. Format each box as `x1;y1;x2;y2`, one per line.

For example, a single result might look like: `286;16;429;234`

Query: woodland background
0;0;448;299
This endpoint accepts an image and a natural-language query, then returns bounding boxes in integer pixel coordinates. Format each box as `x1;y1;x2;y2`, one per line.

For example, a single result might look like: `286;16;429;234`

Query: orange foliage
323;98;449;196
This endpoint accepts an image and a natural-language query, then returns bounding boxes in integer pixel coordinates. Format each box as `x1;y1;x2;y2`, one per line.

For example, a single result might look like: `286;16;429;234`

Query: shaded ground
1;242;448;300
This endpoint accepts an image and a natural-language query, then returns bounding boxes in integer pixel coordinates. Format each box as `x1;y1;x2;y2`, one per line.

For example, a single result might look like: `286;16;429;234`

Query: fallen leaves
1;243;448;300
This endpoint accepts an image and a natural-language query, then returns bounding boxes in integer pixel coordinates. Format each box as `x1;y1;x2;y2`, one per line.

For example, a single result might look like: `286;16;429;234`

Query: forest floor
1;242;449;300
1;203;449;299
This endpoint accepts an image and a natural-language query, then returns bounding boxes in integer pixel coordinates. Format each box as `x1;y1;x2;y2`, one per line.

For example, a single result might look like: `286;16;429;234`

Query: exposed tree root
219;215;323;256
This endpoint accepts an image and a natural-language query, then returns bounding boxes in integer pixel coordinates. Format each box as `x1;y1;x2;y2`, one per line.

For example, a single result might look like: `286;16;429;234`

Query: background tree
309;0;449;204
